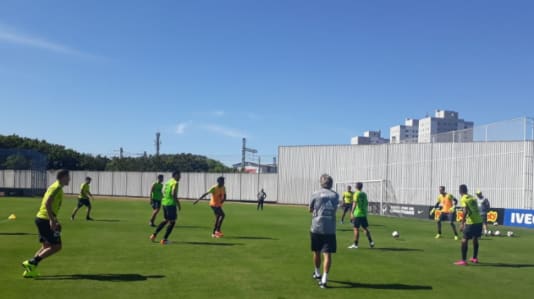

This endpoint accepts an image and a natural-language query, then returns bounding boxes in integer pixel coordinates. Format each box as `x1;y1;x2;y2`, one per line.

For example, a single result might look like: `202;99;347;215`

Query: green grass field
1;196;533;299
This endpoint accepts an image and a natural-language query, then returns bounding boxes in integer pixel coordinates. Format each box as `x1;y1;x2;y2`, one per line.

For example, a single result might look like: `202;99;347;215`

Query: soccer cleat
211;233;220;238
22;270;39;278
312;273;321;280
215;231;224;237
435;234;441;239
70;215;74;221
160;239;169;245
86;217;94;221
470;258;479;264
149;234;156;242
370;241;375;248
149;222;155;227
318;281;328;289
21;260;38;278
454;236;459;241
454;260;468;266
348;244;358;249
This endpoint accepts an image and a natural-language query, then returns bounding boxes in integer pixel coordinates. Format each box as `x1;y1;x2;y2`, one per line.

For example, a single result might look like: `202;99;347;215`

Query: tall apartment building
351;130;389;145
390;118;419;143
418;110;474;143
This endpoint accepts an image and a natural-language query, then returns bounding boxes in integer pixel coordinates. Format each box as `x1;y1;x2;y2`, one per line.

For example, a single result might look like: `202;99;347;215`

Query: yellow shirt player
22;169;70;278
149;171;181;245
455;184;483;266
71;176;94;221
195;176;227;238
432;186;459;239
340;185;354;224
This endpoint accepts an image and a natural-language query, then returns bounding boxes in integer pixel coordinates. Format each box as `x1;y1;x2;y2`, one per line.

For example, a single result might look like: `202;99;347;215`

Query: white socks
314;267;320;276
321;272;328;284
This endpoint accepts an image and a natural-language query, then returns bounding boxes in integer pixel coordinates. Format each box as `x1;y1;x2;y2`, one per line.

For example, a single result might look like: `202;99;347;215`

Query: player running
431;186;459;240
149;171;181;245
21;169;70;278
455;184;483;265
148;174;164;227
340;185;354;224
348;182;375;249
71;176;94;221
194;176;227;238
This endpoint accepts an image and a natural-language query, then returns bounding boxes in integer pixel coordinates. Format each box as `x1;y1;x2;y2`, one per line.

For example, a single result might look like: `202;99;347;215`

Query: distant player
475;190;490;236
431;186;459;240
455;184;483;265
194;176;227;238
71;176;94;221
309;174;339;289
21;169;70;278
257;188;267;211
149;171;181;245
148;174;164;227
348;182;374;249
340;185;354;224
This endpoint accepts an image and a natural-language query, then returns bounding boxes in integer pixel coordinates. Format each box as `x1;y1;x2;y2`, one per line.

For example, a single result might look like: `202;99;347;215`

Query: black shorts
211;206;225;217
310;232;337;253
163;205;177;221
35;218;61;245
77;198;91;208
151;200;161;209
463;223;483;240
439;212;455;223
342;204;352;213
353;217;369;229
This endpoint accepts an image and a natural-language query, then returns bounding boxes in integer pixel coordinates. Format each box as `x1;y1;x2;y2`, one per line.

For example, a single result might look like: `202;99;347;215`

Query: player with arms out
309;174;339;289
71;176;94;221
149;171;181;245
194;176;227;238
21;169;70;278
455;184;483;265
348;182;374;249
340;185;354;224
431;186;459;240
148;174;164;227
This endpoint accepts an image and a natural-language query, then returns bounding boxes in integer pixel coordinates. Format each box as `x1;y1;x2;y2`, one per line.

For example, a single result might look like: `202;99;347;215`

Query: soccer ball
494;230;501;236
392;231;400;238
507;231;515;237
487;230;493;236
493;222;499;226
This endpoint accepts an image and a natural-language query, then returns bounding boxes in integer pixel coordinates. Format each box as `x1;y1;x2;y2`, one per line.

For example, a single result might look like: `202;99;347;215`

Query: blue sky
1;0;533;165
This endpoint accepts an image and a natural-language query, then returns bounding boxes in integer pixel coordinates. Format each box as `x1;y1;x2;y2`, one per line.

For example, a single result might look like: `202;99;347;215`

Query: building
418;110;474;143
232;161;278;173
351;130;389;145
390;118;419;143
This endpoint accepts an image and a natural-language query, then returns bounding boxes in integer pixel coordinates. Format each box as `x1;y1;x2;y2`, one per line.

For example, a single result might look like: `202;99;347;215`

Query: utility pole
241;138;257;172
120;147;124;159
155;132;161;156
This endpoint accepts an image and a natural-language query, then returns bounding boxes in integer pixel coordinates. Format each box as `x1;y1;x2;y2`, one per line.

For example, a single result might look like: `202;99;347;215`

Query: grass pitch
1;196;533;299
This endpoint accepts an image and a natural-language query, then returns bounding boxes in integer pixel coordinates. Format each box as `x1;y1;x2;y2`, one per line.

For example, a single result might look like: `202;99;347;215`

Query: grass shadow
226;236;278;240
37;274;165;282
177;241;244;246
372;247;424;252
176;225;207;229
0;232;36;236
476;263;534;268
329;280;432;290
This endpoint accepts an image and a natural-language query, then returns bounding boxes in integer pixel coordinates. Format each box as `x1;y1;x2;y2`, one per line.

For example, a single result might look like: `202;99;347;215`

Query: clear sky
1;0;533;165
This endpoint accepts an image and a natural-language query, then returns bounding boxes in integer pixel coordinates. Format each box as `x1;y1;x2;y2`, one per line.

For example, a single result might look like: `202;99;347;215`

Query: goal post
335;179;390;216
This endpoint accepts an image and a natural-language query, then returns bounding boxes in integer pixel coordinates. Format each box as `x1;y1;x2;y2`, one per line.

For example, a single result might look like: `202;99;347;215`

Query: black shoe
312;273;321;280
86;217;94;221
318;281;328;289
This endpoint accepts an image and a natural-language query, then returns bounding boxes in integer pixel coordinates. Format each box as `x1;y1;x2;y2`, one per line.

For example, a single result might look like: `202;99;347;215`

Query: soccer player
149;171;181;245
340;185;354;224
476;190;491;236
71;176;94;221
455;184;483;265
309;174;339;289
148;174;164;227
21;169;70;278
257;188;267;211
348;182;375;249
431;186;459;240
194;176;226;238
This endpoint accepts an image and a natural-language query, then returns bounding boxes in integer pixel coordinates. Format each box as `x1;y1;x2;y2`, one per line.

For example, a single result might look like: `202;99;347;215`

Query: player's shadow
178;241;244;246
176;225;208;229
476;262;534;268
94;219;121;222
329;280;432;290
226;236;278;240
0;232;36;236
373;247;424;252
37;274;165;282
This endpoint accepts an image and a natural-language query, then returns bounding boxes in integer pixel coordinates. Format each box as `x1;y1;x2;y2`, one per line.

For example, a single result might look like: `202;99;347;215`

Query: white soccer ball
392;231;400;238
494;230;501;236
487;230;493;236
507;231;514;237
493;222;499;226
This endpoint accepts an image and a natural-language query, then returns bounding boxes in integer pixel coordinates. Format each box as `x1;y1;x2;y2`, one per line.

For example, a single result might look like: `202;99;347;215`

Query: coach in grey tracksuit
309;174;339;289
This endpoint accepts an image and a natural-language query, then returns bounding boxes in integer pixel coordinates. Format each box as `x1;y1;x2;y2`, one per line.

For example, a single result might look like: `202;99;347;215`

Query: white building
418;110;474;143
390;118;419;143
351;130;389;145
